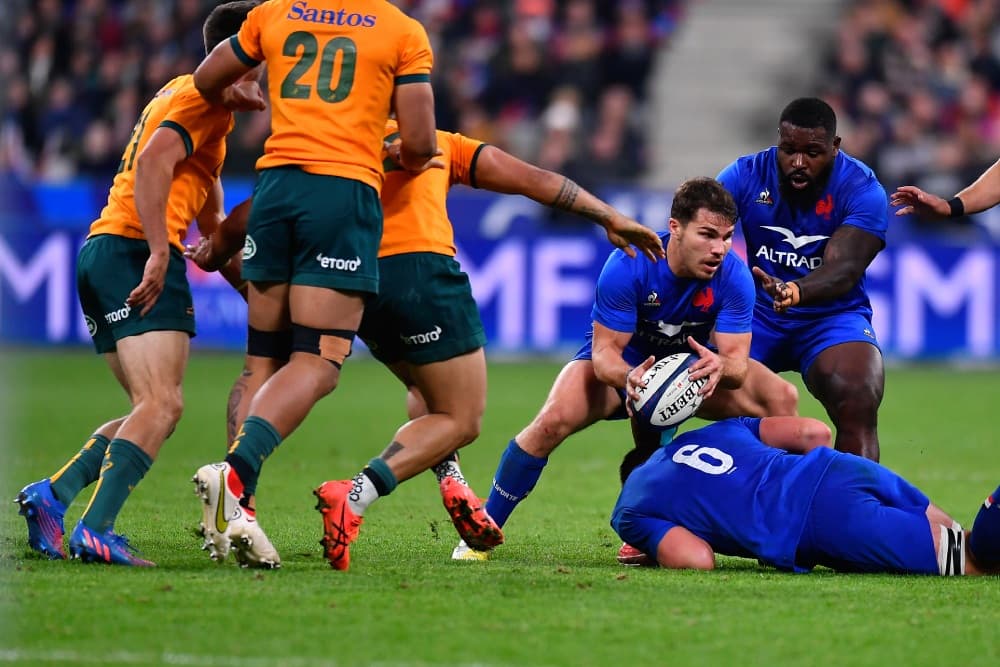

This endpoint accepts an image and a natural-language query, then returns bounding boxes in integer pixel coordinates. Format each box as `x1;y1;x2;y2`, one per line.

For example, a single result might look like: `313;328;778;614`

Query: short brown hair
670;177;737;225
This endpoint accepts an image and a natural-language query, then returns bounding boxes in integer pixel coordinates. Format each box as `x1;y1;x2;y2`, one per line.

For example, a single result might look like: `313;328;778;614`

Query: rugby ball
629;353;707;430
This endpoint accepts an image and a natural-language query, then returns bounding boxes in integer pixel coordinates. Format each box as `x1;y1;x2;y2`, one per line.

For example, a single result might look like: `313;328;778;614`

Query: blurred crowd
0;0;683;187
822;0;1000;214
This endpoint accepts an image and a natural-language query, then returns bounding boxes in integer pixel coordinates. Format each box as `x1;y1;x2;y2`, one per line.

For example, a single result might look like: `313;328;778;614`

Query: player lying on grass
456;177;799;561
12;1;262;566
185;120;665;569
613;415;1000;575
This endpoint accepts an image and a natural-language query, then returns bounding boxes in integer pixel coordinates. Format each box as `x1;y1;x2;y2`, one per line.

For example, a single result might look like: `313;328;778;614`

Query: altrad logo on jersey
286;1;376;27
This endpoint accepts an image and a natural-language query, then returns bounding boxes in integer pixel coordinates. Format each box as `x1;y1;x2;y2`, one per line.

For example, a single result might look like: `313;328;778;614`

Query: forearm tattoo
550;178;580;211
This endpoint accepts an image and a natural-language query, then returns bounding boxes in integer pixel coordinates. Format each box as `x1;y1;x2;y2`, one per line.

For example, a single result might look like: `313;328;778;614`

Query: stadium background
2;0;1000;360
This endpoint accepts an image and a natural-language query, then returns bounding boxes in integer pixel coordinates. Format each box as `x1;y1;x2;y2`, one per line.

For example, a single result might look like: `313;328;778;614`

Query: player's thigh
800;312;884;393
806;341;885;408
407;348;487;419
358;252;486;367
247;281;291;331
77;235;195;353
115;330;190;400
534;359;624;429
799;456;937;574
697;358;797;419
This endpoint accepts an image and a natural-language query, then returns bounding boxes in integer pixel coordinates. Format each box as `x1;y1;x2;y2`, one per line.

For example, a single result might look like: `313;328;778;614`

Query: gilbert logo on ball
630;352;707;430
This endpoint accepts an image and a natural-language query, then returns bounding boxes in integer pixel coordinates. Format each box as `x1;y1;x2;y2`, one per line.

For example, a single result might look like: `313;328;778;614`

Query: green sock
50;434;110;506
225;416;282;497
80;439;153;534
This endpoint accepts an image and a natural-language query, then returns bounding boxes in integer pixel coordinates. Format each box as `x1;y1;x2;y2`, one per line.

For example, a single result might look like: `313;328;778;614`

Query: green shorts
359;252;486;365
77;235;194;354
242;167;382;295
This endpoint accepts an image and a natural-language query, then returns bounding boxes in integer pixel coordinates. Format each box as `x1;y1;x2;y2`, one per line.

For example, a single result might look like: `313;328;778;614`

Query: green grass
1;350;998;666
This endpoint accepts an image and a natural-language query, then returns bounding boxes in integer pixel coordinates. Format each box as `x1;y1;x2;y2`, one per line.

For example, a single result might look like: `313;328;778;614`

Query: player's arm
892;157;1000;219
193;180;246;299
656;526;716;570
758;416;832;454
127;126;189;316
592;322;655;403
753;226;882;313
392;82;439;172
473;145;664;262
688;331;748;396
186;197;250;272
193;40;264;111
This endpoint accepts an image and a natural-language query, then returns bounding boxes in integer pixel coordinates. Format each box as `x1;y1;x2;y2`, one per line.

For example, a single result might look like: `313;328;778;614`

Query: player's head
203;0;259;54
776;97;841;202
667;177;737;280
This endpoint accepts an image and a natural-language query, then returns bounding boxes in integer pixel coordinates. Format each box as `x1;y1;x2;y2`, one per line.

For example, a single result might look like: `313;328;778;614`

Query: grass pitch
1;349;998;667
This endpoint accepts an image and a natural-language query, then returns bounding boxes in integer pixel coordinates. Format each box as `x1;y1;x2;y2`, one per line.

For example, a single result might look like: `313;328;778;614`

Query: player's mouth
702;260;721;273
786;172;811;189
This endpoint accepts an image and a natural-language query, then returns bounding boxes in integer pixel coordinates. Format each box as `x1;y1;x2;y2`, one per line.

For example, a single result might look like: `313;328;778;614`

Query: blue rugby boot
13;479;67;559
68;521;155;567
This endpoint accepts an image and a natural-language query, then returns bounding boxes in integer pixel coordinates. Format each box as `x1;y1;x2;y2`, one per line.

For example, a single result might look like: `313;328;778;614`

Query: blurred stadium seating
0;0;685;186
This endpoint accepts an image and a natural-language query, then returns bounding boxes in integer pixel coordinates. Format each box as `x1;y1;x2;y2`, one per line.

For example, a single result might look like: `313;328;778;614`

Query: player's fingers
621;244;637;259
750;266;771;283
639;354;657;372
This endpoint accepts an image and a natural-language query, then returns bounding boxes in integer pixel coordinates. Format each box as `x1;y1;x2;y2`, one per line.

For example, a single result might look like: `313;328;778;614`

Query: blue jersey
717;149;888;321
611;417;838;571
589;232;755;368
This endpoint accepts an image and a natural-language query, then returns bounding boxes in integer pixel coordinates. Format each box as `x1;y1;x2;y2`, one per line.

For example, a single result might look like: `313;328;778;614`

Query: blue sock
969;484;1000;569
484;439;547;528
658;426;678;446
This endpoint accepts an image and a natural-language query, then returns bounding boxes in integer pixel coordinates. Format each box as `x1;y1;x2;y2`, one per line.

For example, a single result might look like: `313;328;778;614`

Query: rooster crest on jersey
630;353;707;430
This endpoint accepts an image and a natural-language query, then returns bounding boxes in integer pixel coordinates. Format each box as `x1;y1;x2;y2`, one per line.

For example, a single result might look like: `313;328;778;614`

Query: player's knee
802;420;833;449
528;405;576;454
769;380;798;416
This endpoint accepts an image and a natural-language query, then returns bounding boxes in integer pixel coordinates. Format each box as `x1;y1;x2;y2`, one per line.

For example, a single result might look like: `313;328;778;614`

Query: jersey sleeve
395;18;433;83
160;87;232;157
448;133;487;187
733;416;763;439
716;159;744;204
712;258;755;334
612;511;676;563
841;178;889;243
591;250;644;333
231;3;265;65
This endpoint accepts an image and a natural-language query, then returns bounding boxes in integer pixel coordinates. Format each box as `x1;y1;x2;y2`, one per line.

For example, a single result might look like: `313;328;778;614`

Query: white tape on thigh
938;525;966;576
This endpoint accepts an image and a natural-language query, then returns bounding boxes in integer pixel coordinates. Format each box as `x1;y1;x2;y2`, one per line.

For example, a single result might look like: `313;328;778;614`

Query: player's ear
668;216;681;235
832;135;842;153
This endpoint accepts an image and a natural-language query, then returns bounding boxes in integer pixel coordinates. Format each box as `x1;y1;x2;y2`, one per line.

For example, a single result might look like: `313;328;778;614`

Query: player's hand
184;236;222;271
686;336;722;397
605;216;665;262
221;80;266;112
624;355;656;408
384;141;445;173
752;266;800;313
127;251;169;317
889;186;950;219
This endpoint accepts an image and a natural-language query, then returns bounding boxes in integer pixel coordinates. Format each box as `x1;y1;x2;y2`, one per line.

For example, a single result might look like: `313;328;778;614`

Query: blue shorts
796;455;938;574
750;310;881;377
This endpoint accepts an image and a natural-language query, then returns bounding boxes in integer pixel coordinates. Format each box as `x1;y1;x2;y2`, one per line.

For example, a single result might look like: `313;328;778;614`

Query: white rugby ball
629;352;707;430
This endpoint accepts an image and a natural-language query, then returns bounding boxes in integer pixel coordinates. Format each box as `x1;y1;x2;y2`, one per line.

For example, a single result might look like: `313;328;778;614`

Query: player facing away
185;119;665;568
613;416;1000;576
189;1;439;570
12;1;263;565
717;97;889;461
454;177;799;560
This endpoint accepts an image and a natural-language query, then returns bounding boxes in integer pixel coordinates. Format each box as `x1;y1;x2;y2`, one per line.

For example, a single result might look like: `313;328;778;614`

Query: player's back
614;417;838;570
88;74;233;251
236;0;433;192
378;120;484;258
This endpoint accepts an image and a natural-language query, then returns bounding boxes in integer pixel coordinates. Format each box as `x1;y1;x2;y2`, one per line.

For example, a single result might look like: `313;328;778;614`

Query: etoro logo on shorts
400;325;442;345
316;254;361;271
243;235;257;260
104;303;131;324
